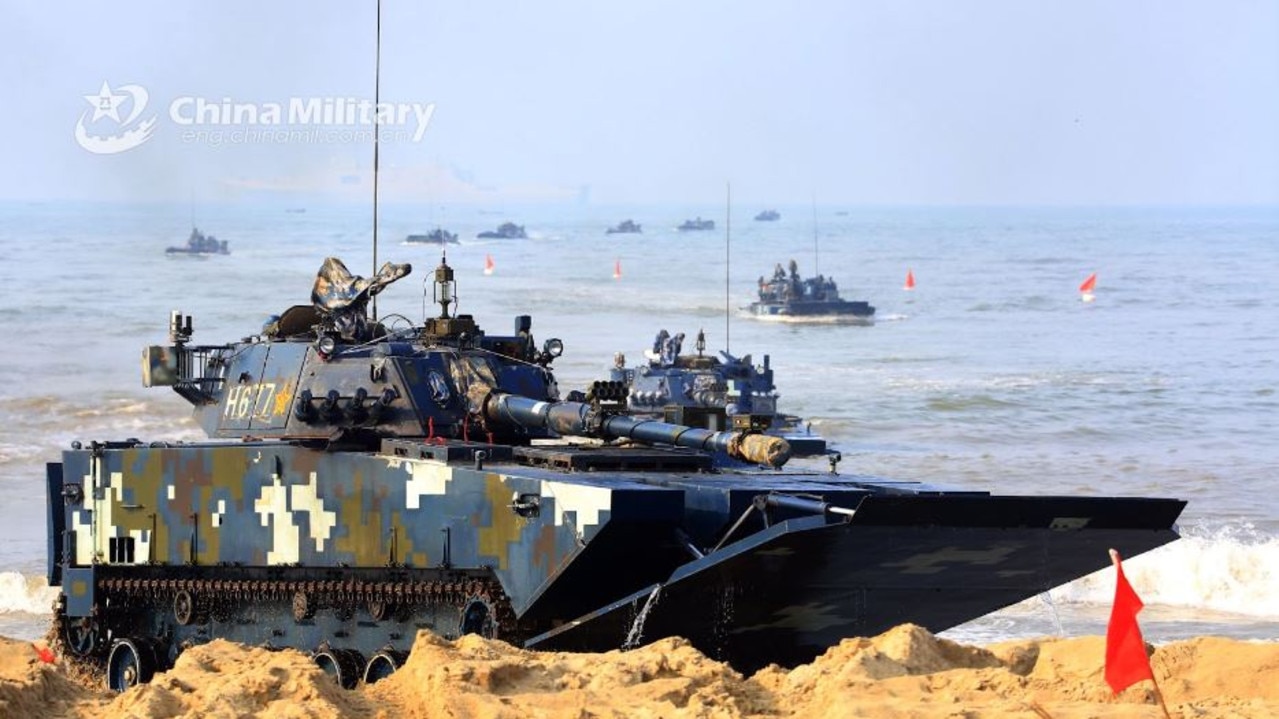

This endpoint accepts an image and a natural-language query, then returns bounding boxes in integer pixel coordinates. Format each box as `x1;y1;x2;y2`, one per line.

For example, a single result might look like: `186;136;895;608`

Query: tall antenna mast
725;181;731;354
811;193;819;277
371;0;383;321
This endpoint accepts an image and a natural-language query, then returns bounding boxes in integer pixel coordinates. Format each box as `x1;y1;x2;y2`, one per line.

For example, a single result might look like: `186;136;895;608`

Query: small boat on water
166;227;229;256
677;217;715;231
606;219;642;235
477;222;527;239
748;259;874;324
754;209;780;222
405;228;459;245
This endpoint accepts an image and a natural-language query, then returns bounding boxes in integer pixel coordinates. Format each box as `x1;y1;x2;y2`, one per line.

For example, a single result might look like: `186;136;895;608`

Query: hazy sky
2;1;1276;205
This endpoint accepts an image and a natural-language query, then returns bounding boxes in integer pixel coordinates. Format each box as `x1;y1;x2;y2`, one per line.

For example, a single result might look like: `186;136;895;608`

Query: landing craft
45;254;1184;691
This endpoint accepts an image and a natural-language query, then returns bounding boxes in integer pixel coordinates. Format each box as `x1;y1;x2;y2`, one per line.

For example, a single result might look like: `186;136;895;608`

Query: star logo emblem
83;81;127;123
73;80;158;155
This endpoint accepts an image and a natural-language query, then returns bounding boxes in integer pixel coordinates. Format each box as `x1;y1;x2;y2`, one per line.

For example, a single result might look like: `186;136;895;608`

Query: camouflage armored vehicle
45;255;1185;691
606;328;829;456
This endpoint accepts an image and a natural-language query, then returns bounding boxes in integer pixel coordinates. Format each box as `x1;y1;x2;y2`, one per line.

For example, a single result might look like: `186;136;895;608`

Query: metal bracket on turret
730;414;772;433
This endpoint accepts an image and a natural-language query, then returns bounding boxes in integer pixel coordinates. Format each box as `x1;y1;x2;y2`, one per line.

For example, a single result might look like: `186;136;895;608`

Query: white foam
1040;523;1279;619
0;571;56;614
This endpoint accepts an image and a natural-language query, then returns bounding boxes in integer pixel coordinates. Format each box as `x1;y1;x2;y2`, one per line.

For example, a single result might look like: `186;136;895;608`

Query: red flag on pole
1105;549;1154;695
31;643;55;664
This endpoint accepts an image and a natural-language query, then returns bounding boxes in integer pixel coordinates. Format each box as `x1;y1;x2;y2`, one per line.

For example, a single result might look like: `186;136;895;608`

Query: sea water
1;201;1275;646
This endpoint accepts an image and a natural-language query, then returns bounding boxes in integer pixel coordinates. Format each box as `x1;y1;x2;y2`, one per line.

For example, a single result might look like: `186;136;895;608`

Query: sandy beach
3;624;1276;719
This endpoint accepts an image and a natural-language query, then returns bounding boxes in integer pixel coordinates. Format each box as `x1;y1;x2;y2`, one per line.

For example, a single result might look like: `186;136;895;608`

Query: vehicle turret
141;255;788;465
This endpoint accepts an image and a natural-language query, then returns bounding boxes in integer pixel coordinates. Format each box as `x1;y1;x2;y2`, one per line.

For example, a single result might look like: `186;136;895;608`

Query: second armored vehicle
405;228;459;245
677;217;715;231
606;219;642;235
606;329;828;456
166;227;229;256
477;222;527;239
749;258;875;323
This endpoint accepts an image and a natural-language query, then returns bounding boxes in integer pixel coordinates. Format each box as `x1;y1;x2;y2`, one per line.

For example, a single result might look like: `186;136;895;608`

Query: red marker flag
32;643;56;664
1105;549;1154;695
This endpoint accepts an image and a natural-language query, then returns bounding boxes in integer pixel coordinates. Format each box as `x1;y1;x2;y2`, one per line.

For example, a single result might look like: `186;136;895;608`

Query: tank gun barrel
483;392;792;468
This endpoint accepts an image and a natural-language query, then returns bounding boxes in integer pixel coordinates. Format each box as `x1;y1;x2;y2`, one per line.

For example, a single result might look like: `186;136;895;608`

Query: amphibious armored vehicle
476;222;526;239
606;328;829;456
404;228;458;245
166;227;229;256
46;255;1184;692
749;258;875;323
606;219;642;235
677;217;715;231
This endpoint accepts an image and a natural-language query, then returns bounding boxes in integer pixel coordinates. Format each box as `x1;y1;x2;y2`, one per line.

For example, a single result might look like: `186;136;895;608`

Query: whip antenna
812;193;819;277
371;0;383;321
725;181;731;355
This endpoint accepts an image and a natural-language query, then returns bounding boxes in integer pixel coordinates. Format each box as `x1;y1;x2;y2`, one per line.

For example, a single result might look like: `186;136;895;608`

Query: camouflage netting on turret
311;258;412;340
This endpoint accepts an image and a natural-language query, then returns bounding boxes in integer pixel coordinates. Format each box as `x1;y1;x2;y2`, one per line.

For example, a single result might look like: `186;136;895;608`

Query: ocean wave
868;354;959;365
925;394;1022;412
71;399;152;418
0;572;56;614
0;395;67;414
965;298;1066;313
0;397;205;469
1010;256;1078;266
0;442;49;465
1044;522;1279;618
